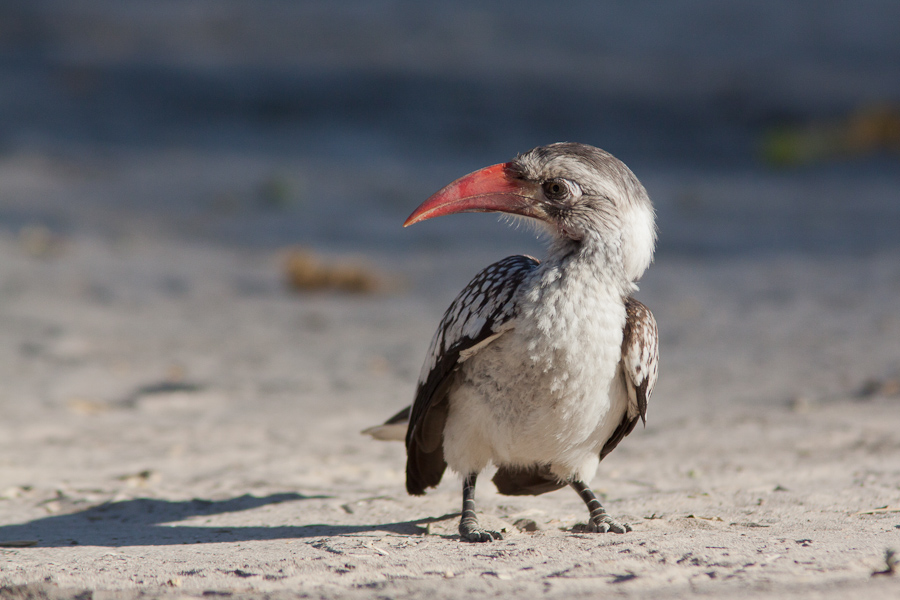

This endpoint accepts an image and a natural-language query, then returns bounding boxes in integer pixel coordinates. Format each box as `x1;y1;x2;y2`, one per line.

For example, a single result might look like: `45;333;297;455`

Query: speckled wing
406;254;540;495
599;297;659;461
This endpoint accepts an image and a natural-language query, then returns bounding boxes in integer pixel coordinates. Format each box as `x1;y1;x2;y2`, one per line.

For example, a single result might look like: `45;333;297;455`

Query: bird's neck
541;236;634;299
518;235;631;391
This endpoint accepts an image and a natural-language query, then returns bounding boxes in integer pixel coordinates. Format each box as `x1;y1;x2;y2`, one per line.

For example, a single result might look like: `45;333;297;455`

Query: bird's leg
458;474;503;543
569;480;632;534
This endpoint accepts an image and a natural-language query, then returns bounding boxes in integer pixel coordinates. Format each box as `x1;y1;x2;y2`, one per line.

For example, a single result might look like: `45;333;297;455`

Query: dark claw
587;514;631;534
460;525;504;543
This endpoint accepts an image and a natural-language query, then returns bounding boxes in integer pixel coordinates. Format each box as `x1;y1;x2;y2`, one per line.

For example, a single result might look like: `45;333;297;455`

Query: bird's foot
583;513;632;534
459;520;503;543
569;480;632;534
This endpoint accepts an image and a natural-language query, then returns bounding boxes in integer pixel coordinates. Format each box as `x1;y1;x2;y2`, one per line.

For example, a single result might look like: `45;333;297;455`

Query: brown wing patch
621;297;658;425
599;415;640;461
599;298;659;462
406;396;448;495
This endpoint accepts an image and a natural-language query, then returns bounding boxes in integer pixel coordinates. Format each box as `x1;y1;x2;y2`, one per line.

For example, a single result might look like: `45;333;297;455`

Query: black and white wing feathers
405;254;540;495
599;297;659;460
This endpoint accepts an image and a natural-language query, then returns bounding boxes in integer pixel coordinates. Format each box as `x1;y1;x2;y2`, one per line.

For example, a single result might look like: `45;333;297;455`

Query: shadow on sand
0;493;452;547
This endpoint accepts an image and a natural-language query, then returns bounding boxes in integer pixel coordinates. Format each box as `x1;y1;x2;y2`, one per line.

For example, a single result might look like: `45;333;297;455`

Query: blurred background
1;0;899;258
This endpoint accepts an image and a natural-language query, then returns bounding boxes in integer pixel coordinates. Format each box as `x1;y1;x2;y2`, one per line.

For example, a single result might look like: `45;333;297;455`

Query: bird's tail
360;405;410;441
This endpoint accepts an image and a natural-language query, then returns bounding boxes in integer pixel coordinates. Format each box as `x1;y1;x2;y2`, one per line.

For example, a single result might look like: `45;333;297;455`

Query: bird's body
366;143;659;542
444;249;630;483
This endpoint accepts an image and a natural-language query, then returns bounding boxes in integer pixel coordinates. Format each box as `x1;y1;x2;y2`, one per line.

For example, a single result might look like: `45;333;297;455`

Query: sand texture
1;229;899;599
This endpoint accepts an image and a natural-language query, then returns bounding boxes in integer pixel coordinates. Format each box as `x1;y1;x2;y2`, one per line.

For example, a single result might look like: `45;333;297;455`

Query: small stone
513;518;539;532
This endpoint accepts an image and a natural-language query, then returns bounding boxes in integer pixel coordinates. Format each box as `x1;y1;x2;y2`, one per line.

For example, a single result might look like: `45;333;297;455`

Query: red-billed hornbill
366;142;659;543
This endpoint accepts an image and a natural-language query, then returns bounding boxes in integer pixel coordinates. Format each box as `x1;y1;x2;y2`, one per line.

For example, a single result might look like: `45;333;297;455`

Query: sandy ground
1;204;899;599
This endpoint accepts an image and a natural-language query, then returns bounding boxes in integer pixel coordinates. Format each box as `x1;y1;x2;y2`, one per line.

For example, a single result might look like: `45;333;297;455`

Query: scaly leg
569;480;631;534
458;474;503;543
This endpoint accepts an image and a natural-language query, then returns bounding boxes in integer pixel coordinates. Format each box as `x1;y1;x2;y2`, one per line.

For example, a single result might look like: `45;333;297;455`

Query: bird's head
405;142;656;282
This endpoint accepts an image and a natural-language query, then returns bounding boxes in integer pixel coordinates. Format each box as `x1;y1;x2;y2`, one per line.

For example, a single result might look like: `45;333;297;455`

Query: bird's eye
543;179;569;199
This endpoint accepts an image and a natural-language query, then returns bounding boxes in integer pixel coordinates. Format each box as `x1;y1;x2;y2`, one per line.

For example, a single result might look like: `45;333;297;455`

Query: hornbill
366;143;659;542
